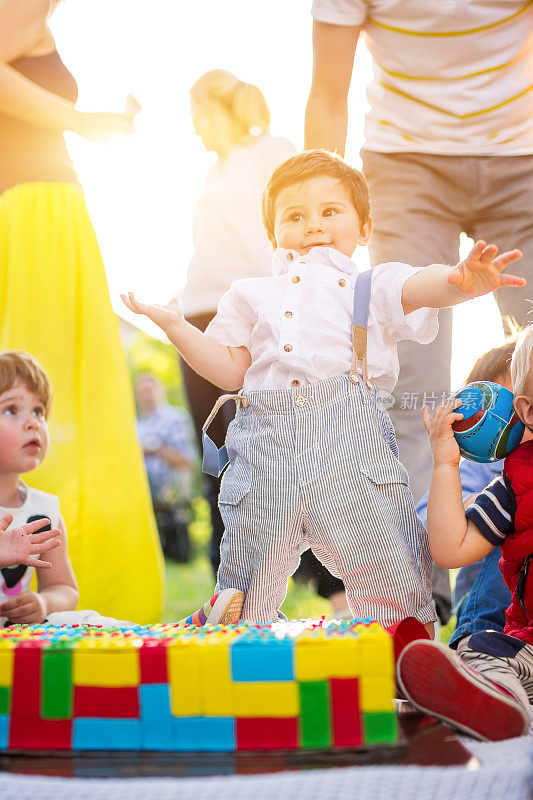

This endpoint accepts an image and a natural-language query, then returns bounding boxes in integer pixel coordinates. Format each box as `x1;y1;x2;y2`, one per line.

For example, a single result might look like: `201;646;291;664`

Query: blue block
0;715;7;749
230;638;294;682
172;716;235;752
140;684;174;750
73;718;142;751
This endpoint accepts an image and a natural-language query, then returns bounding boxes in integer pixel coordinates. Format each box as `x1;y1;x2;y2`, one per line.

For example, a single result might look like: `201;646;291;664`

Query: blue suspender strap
351;269;372;387
201;393;249;477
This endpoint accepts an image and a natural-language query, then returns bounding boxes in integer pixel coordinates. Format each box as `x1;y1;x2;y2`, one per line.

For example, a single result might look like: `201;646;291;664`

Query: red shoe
397;640;530;741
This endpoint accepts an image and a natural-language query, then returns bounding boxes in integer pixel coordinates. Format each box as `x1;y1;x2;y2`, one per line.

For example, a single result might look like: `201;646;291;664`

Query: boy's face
272;175;372;258
0;382;49;476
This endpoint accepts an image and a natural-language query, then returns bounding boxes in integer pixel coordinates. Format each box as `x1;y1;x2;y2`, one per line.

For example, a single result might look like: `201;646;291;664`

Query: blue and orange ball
452;381;524;463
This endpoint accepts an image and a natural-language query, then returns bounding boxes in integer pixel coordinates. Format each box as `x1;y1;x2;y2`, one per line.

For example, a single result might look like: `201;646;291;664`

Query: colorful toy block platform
0;618;397;753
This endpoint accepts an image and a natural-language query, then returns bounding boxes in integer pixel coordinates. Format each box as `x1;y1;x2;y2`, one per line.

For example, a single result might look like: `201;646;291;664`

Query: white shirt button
295;394;307;407
284;344;293;352
292;276;300;284
284;310;293;318
287;252;294;261
338;278;346;287
290;379;300;387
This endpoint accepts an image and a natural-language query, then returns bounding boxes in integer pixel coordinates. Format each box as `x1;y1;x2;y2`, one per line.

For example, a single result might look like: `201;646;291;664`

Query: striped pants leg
457;631;533;719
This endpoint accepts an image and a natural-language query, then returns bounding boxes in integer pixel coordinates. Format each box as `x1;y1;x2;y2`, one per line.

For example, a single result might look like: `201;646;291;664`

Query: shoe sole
207;589;244;625
397;641;530;741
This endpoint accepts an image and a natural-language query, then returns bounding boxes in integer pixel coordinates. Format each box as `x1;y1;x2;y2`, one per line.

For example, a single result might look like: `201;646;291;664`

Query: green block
0;686;10;715
299;680;331;748
42;650;72;719
363;711;397;744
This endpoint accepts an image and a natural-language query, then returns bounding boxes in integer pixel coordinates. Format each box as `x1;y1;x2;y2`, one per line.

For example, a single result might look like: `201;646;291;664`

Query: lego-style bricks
0;619;397;752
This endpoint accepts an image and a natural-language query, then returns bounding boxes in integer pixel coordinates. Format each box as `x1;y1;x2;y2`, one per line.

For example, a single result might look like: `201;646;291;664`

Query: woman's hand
74;96;141;143
422;399;463;468
448;241;524;297
121;292;185;334
0;590;47;623
0;514;61;569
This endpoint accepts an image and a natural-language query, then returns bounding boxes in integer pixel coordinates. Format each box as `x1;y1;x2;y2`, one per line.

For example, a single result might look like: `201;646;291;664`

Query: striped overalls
202;271;435;626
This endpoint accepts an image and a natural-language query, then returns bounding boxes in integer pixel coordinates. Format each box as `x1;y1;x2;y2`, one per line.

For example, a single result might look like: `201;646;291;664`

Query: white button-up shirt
205;247;438;392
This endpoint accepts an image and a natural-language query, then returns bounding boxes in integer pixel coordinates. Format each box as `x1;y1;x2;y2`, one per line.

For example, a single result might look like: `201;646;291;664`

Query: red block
9;716;72;750
74;686;139;718
236;717;299;751
330;678;362;747
11;642;46;718
140;641;168;684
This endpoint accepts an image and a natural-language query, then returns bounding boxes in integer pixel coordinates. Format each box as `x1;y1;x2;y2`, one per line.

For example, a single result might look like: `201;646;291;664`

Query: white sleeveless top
0;484;60;626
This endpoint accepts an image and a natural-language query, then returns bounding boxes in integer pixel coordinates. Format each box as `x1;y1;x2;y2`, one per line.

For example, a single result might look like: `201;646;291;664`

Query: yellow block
0;644;14;687
358;629;394;675
199;638;233;716
234;682;299;718
360;675;395;712
168;641;202;716
73;648;140;687
295;636;359;681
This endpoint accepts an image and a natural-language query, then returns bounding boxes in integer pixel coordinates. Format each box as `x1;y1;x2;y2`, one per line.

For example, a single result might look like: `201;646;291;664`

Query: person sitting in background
135;373;196;562
416;340;520;643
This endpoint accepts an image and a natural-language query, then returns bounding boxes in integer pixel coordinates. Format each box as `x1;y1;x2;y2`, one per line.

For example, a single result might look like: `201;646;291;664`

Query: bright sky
50;0;505;389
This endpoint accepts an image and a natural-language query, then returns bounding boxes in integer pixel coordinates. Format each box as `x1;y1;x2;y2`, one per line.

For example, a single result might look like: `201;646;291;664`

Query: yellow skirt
0;182;164;623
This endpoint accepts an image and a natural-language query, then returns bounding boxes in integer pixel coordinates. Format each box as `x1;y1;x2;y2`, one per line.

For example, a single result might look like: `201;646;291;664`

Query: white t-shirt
180;134;296;317
0;483;60;627
205;246;438;392
312;0;533;155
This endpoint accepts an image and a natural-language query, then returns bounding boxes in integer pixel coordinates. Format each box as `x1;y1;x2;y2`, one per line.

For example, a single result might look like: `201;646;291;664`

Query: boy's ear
514;395;533;430
357;216;373;247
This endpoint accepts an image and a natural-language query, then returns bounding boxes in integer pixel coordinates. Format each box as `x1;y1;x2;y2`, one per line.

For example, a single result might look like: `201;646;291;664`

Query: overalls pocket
351;385;409;486
218;419;252;506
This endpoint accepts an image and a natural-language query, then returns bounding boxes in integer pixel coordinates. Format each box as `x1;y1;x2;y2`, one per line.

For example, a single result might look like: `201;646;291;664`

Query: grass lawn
162;495;454;644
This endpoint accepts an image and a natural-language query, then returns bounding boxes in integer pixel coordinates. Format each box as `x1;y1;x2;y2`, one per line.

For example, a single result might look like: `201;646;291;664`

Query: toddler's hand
449;240;524;297
0;514;61;569
0;591;47;624
422;400;462;467
121;292;184;334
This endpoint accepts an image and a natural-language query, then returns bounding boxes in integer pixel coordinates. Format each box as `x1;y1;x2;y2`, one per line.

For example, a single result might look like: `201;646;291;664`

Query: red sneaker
397;640;530;741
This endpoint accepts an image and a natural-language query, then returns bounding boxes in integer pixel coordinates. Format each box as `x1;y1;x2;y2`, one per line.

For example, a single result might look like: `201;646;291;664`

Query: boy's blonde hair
511;324;533;397
262;150;371;247
0;351;52;417
191;70;270;144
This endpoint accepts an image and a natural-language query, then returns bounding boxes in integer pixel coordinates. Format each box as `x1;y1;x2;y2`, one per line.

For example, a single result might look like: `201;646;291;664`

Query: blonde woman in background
180;69;294;577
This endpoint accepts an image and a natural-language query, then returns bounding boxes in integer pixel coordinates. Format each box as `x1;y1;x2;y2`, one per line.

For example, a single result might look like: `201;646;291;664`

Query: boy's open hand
449;241;525;297
422;400;463;467
120;292;184;334
0;514;61;569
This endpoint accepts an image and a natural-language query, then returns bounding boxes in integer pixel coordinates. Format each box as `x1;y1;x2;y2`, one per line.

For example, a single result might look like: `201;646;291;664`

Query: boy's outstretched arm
121;293;251;391
402;241;524;315
423;400;495;569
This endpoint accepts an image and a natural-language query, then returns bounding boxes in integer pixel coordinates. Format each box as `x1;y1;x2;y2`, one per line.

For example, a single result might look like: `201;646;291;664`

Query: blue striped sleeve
465;474;515;546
